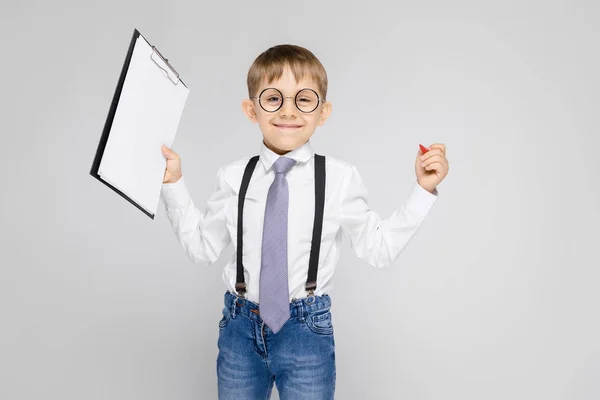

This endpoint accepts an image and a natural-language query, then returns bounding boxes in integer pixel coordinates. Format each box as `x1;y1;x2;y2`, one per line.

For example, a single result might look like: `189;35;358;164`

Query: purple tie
259;156;296;334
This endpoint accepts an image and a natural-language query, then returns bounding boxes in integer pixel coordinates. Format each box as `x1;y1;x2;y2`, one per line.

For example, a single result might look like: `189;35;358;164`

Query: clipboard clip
150;45;180;85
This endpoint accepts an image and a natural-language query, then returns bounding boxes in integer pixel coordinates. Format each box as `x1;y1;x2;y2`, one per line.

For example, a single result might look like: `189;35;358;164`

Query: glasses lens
259;89;283;112
296;89;319;113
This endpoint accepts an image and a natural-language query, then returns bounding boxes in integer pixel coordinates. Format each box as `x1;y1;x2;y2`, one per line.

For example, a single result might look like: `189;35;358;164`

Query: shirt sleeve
160;169;232;265
339;165;438;268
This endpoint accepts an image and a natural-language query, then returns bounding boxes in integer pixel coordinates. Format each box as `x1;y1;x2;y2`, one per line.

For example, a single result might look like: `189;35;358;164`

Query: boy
160;44;449;399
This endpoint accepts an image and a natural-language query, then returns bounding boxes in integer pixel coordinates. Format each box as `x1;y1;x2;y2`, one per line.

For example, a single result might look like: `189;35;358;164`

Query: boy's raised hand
415;143;449;194
161;144;182;184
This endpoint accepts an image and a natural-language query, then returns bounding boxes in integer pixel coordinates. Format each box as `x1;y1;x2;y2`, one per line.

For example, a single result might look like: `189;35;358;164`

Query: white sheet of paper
98;35;189;215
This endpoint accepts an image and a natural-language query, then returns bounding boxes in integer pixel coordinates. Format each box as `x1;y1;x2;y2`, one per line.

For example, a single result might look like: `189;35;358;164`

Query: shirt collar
259;139;314;172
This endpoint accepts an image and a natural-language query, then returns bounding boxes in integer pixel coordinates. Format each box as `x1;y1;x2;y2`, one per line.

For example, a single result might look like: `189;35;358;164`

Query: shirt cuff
404;181;438;218
161;176;191;210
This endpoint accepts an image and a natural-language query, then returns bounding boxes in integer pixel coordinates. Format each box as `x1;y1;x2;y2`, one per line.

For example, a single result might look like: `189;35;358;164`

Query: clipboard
90;28;189;219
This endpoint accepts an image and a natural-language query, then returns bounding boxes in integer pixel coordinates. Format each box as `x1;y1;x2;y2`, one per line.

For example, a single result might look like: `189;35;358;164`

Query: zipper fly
261;322;267;355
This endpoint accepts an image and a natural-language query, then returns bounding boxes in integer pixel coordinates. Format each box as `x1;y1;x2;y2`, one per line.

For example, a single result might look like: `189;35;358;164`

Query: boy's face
242;65;332;155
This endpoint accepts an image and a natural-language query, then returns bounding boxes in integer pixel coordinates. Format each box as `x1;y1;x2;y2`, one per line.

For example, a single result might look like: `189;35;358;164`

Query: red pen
419;144;429;154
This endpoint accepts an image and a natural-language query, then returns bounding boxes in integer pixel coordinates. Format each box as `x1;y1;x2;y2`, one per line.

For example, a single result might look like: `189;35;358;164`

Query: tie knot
272;157;296;175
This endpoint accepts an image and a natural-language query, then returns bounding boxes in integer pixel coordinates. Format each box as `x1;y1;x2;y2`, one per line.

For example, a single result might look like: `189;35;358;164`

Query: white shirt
160;140;438;303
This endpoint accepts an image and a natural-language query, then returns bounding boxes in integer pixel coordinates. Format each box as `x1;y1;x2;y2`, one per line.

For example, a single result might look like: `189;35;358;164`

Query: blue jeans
216;291;336;399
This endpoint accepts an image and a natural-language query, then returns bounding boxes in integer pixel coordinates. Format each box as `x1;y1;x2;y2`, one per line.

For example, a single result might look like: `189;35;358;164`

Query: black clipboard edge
89;28;155;219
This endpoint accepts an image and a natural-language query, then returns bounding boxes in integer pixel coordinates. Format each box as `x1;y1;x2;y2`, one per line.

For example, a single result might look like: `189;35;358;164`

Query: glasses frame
250;87;324;114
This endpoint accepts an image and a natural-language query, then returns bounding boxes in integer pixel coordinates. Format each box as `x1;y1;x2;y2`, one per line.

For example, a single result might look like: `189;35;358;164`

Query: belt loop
231;294;237;318
298;300;305;322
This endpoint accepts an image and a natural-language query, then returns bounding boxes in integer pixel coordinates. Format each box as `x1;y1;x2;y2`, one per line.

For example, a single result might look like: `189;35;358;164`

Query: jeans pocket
218;306;231;330
305;308;334;336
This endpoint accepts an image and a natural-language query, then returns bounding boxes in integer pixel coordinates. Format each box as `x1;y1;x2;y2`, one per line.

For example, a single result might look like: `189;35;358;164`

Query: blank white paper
98;34;189;216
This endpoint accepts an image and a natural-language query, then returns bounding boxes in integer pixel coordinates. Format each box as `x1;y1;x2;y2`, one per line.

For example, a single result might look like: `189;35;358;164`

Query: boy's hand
161;144;182;184
415;143;449;193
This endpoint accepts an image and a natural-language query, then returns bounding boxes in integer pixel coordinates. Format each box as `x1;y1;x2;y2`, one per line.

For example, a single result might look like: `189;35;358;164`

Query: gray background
1;0;598;399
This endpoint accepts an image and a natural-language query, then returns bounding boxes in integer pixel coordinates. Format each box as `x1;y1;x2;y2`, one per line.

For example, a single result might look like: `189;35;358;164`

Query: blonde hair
247;44;328;101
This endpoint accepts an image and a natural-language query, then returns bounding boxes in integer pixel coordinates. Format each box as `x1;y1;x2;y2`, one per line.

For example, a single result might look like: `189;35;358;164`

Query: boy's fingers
428;143;446;153
424;162;443;171
422;154;441;163
420;149;440;161
161;144;178;159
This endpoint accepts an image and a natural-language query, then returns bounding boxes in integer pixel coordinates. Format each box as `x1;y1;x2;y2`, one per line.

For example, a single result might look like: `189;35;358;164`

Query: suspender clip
235;282;247;298
305;281;317;301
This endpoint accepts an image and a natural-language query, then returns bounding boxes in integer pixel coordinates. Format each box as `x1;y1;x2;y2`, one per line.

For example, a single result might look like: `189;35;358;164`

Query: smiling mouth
274;124;303;130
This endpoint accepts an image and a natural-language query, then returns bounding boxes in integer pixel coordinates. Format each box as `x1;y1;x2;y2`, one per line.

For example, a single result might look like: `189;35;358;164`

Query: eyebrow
261;87;320;95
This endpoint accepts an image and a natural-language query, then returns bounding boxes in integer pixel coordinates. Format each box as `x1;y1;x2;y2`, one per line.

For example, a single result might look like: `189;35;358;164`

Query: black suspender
235;154;326;299
306;154;326;295
235;155;260;296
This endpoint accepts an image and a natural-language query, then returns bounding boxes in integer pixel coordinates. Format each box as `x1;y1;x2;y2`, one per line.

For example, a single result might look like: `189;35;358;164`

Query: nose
278;97;297;118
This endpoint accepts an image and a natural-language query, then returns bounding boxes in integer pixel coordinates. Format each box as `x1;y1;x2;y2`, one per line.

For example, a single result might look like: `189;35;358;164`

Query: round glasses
251;88;323;113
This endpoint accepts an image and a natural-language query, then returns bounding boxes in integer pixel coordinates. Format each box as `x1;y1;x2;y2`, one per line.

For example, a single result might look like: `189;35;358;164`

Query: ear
242;99;258;123
317;101;332;126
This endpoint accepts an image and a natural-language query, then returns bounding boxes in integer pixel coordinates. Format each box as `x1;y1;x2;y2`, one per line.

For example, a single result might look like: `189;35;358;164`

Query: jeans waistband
223;290;331;322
